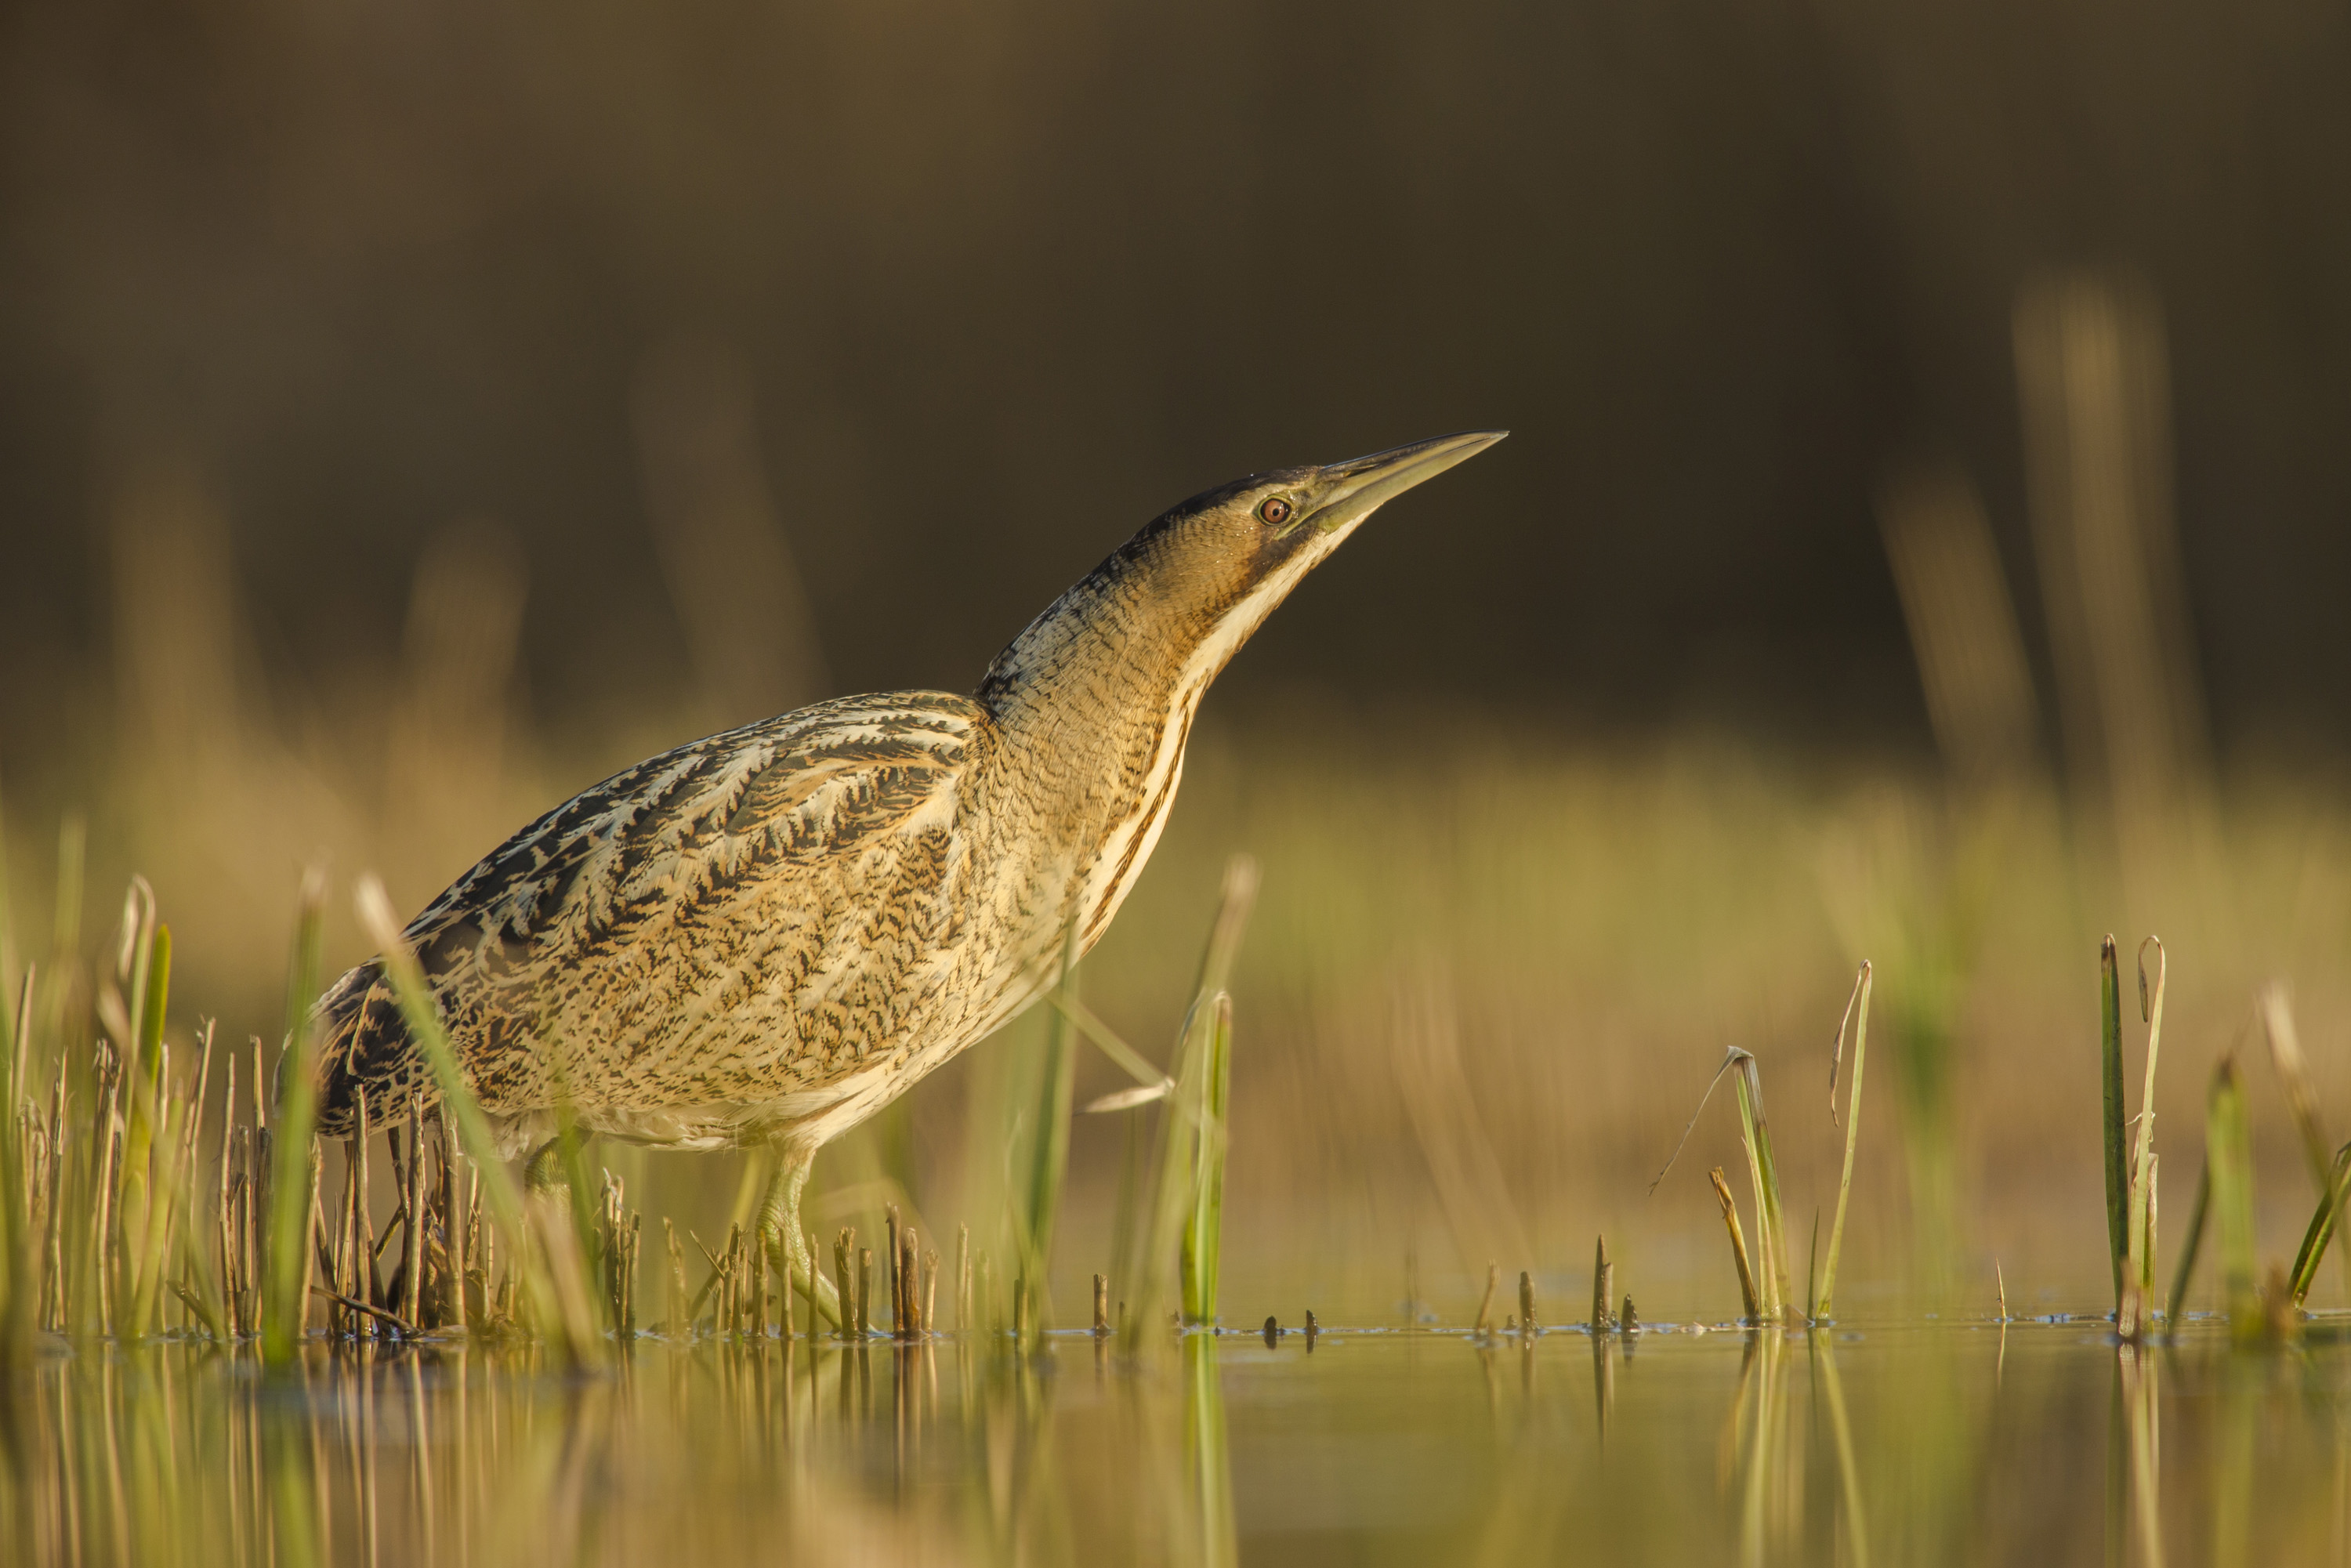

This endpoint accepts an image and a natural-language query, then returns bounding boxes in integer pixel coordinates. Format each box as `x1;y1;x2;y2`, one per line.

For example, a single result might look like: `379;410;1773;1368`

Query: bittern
311;429;1503;1321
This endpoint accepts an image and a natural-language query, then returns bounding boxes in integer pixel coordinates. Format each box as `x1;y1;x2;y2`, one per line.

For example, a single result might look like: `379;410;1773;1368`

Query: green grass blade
137;924;170;1095
2204;1056;2260;1341
1731;1052;1791;1321
1179;994;1233;1327
356;875;598;1363
2288;1143;2351;1304
2164;1157;2208;1324
262;870;326;1362
1818;961;1872;1320
1126;856;1257;1351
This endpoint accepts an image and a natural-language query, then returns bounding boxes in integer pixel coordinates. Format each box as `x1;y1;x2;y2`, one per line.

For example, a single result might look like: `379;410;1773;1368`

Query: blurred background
2;0;2349;1320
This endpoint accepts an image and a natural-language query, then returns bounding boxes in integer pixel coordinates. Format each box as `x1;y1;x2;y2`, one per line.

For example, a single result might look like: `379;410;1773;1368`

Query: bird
310;429;1504;1322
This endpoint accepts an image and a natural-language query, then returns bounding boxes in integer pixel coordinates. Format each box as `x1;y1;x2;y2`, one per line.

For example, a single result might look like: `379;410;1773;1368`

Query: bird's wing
314;692;988;1133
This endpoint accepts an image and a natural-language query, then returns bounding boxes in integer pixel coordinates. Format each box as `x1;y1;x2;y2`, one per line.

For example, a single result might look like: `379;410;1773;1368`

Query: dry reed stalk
1518;1271;1538;1334
754;1224;768;1336
89;1064;119;1335
436;1103;458;1325
899;1227;918;1337
350;1103;372;1334
401;1097;425;1328
857;1247;873;1339
129;1034;210;1338
1710;1167;1762;1323
357;1089;380;1323
2264;987;2351;1305
1817;961;1871;1320
299;1142;321;1337
2119;938;2168;1339
614;1179;642;1337
922;1246;936;1336
1621;1296;1639;1334
465;1166;486;1327
804;1229;820;1340
216;1058;237;1331
884;1203;900;1335
664;1218;686;1335
2259;985;2333;1197
1651;1045;1787;1316
1093;1273;1109;1335
232;1132;255;1334
957;1222;971;1335
2099;936;2128;1309
833;1230;853;1338
42;1067;65;1333
331;1132;352;1338
1590;1236;1612;1333
721;1222;741;1333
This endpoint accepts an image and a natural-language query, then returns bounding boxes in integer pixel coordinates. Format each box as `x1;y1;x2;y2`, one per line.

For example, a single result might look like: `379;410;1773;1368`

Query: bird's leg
759;1146;841;1328
521;1128;588;1195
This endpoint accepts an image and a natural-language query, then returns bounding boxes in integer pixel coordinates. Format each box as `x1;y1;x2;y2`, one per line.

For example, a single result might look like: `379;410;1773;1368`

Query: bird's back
313;690;1027;1150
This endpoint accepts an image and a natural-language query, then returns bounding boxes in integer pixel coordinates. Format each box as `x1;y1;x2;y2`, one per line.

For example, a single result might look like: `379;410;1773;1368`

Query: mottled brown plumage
310;430;1502;1313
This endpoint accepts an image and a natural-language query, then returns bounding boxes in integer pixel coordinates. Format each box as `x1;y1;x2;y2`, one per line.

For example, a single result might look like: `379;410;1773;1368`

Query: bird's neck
977;566;1224;943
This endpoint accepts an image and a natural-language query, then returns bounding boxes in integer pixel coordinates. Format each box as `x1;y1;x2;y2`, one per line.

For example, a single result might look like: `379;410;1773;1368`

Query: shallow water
5;1317;2347;1565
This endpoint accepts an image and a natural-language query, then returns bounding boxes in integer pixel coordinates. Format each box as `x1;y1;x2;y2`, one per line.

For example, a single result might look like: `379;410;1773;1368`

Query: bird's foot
759;1150;841;1330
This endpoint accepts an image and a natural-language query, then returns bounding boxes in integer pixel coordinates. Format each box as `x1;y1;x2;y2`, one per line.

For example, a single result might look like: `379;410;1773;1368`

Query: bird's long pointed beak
1306;429;1507;532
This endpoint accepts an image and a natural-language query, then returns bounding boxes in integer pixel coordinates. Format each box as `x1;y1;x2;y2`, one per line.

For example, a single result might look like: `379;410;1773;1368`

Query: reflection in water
5;1324;2351;1564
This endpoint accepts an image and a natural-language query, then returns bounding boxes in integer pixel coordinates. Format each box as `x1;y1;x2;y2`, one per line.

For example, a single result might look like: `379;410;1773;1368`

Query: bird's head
983;430;1507;706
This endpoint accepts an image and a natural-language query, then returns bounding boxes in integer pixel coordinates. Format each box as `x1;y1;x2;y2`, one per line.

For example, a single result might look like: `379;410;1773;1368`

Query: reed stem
2099;936;2128;1311
263;870;326;1361
1817;961;1871;1321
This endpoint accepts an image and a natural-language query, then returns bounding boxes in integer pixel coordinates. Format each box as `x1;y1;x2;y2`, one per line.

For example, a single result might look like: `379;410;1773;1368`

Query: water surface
5;1318;2344;1564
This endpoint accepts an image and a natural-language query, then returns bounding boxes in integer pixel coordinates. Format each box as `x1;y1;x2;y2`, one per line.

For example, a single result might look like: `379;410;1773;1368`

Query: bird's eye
1259;497;1293;526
